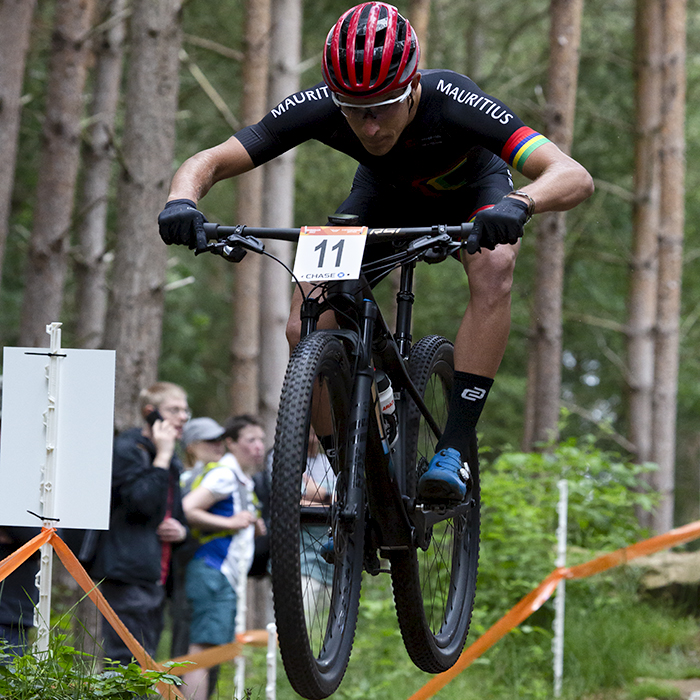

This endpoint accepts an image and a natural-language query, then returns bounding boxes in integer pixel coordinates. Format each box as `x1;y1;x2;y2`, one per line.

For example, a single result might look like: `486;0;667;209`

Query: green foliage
0;635;183;700
628;682;683;700
231;434;675;700
563;602;699;698
475;433;655;626
3;0;700;539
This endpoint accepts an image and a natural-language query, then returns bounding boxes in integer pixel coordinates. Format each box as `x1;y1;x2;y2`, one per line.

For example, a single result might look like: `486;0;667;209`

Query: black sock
435;371;494;457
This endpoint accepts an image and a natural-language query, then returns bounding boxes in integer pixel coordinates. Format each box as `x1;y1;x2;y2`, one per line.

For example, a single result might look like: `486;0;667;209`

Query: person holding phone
90;381;190;665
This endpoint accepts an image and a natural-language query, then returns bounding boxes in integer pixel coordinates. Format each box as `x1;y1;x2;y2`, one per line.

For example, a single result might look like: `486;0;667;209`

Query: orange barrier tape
0;529;183;699
0;528;53;581
566;520;700;580
7;521;700;700
165;629;272;675
237;628;271;646
409;519;700;700
0;530;272;695
167;641;244;676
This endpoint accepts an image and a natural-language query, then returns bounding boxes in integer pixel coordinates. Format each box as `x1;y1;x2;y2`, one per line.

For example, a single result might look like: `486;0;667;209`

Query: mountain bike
200;220;482;700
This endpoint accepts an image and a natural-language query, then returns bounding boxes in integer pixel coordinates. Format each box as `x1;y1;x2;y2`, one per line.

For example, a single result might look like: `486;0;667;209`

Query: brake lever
408;231;461;263
195;230;265;261
407;232;452;255
217;232;265;263
224;233;264;255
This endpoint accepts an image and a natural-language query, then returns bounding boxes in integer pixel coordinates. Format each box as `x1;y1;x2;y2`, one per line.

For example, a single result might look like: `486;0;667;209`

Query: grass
0;635;182;699
204;571;700;700
627;681;684;700
12;565;700;700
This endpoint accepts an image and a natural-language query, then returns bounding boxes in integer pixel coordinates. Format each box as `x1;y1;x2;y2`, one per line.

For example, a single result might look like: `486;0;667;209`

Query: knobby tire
389;335;481;672
270;332;364;700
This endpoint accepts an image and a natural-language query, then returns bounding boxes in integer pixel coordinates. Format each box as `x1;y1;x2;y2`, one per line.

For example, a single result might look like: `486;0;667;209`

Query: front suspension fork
340;299;378;526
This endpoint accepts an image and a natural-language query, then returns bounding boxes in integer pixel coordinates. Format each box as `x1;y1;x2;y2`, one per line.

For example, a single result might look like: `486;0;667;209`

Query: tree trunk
522;0;584;450
74;0;128;349
409;0;431;66
258;0;300;440
0;0;36;297
230;0;271;416
628;0;662;530
19;0;95;348
103;0;182;430
464;0;484;82
651;0;686;533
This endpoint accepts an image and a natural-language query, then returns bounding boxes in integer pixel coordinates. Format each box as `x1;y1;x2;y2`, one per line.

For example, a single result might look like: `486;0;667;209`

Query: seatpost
395;263;415;358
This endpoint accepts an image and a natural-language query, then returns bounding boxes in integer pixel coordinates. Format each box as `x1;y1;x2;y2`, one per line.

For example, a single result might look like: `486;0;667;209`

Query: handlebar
200;221;480;254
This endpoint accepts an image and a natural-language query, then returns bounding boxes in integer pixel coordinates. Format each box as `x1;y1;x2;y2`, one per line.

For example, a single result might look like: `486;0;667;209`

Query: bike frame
298;266;469;563
202;221;475;559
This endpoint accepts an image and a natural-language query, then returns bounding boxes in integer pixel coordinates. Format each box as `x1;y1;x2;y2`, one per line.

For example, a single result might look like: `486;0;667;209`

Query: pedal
364;552;390;576
420;502;449;515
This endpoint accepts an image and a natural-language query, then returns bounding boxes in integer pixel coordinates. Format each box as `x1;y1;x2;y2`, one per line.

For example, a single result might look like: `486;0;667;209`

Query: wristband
507;190;536;222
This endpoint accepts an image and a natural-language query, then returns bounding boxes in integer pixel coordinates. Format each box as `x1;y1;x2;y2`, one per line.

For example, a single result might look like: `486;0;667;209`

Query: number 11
314;239;345;268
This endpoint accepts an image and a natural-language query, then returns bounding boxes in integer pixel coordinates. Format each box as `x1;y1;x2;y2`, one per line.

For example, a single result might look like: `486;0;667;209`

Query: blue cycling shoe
417;448;472;504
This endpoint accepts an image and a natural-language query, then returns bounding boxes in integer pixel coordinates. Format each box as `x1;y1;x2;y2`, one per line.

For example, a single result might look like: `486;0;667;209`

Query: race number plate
292;226;368;282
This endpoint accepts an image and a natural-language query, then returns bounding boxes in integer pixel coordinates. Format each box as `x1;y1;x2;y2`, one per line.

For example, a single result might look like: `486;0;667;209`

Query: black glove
472;196;529;251
157;199;207;249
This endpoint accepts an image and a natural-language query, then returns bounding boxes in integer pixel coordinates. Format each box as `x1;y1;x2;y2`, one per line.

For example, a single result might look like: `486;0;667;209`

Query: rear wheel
270;332;364;699
389;335;481;672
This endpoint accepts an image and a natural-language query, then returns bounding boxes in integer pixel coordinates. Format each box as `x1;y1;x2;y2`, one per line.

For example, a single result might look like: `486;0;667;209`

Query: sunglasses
332;83;413;120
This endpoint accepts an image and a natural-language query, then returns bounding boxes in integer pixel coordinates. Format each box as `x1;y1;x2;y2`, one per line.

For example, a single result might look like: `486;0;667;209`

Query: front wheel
389;335;481;672
270;332;364;700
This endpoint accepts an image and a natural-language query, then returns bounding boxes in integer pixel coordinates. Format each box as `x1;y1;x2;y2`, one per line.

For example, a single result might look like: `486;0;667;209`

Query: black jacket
90;428;187;586
0;526;40;627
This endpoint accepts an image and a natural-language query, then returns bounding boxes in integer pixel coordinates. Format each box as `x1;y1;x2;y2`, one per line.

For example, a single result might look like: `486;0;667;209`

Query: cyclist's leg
286;283;337;349
418;166;516;502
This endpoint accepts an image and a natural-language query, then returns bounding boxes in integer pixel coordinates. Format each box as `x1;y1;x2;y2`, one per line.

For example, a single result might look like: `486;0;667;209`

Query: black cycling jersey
235;69;549;214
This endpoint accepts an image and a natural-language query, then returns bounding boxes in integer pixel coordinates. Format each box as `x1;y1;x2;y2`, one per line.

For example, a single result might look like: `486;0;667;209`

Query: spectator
181;415;266;700
0;526;40;659
0;386;40;660
180;418;226;497
90;382;189;665
168;418;227;661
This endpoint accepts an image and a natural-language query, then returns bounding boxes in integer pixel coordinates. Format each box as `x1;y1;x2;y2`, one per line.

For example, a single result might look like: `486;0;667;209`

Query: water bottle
376;369;399;448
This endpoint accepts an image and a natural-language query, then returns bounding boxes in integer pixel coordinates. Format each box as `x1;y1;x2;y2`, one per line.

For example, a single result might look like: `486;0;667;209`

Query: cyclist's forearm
167;136;255;204
520;163;593;213
517;143;594;214
167;154;218;203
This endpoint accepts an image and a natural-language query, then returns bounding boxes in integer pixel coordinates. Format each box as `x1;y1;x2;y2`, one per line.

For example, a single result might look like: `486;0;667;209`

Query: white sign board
0;346;116;530
292;226;368;282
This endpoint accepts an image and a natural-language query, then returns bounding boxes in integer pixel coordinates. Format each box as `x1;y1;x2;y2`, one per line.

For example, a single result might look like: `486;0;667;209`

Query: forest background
0;0;698;531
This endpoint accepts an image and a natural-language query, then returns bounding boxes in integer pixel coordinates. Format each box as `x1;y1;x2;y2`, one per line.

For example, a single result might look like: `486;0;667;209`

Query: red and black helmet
322;2;420;99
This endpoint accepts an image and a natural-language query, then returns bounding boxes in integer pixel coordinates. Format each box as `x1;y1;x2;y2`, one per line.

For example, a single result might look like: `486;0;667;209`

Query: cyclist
158;2;593;504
